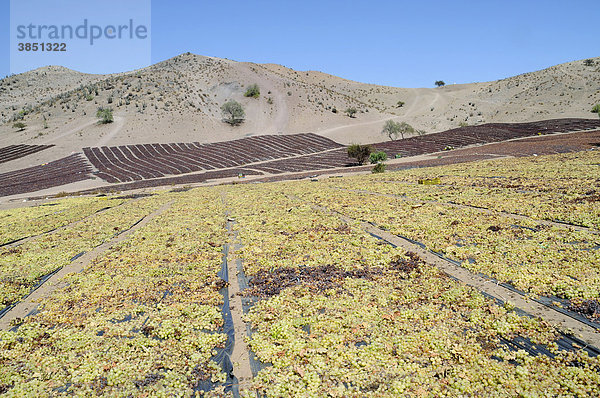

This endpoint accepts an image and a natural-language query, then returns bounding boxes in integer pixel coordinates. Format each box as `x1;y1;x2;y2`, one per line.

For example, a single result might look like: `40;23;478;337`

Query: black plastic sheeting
195;242;239;396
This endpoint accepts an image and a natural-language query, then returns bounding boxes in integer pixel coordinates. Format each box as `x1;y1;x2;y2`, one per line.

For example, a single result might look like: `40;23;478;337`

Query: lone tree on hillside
347;144;372;165
244;84;260;98
593;104;600;117
96;108;113;124
435;80;446;87
382;120;415;141
345;107;358;118
221;100;245;125
12;122;26;131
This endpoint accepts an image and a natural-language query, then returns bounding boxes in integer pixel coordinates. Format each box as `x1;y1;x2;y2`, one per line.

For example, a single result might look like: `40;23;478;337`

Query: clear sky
1;0;597;88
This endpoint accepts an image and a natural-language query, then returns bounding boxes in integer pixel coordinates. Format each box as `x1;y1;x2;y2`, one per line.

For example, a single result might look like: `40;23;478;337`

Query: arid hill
0;54;599;173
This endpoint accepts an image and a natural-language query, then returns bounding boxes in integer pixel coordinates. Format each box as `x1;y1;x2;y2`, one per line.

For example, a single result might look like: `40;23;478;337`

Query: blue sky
1;0;597;87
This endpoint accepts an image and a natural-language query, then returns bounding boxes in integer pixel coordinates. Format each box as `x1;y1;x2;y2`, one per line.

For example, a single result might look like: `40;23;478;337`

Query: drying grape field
2;118;599;199
1;148;600;397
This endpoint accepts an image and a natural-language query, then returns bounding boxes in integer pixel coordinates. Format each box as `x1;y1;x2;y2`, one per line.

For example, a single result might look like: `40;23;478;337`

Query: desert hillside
0;54;599;172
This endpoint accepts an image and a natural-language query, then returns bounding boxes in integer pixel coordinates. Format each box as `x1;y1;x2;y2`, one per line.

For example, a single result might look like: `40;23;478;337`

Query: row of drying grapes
324;151;600;229
292;185;600;301
224;185;600;397
1;189;232;396
0;194;171;311
0;196;126;245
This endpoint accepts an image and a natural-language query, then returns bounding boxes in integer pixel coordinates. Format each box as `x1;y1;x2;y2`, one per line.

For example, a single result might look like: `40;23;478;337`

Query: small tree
396;101;405;108
12;122;26;131
382;120;415;141
397;122;415;139
244;84;260;98
435;80;446;87
221;100;245;125
96;108;113;124
592;104;600;117
345;107;357;118
382;120;401;141
347;144;371;165
370;151;388;164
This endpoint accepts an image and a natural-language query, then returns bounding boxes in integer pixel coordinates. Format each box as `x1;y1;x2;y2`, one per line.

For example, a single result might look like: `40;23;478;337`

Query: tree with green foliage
370;151;388;164
221;100;245;125
435;80;446;87
347;144;372;165
12;122;26;131
345;107;358;118
382;120;415;141
244;84;260;98
396;101;405;108
96;108;113;124
592;104;600;117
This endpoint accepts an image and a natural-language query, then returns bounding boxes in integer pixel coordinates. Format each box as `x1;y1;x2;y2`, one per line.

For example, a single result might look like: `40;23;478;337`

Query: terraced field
1;147;599;396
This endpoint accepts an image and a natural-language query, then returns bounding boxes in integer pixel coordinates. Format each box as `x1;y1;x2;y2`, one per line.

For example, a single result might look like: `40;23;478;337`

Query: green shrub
372;163;386;173
96;107;113;124
592;104;600;116
347;144;372;165
244;84;260;98
370;151;388;164
221;100;245;125
12;122;26;131
396;101;405;108
435;80;446;87
345;107;357;118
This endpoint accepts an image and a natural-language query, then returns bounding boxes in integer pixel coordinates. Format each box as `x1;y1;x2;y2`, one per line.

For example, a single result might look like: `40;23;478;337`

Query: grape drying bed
372;118;600;158
0;144;54;164
0;154;93;197
1;149;600;396
2;118;600;199
83;133;343;183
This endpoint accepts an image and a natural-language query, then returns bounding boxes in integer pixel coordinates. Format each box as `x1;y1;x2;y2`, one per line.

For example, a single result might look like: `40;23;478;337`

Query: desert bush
96;108;113;124
372;162;386;173
584;59;595;67
370;151;388;164
221;100;245;125
382;120;414;140
396;101;405;108
244;84;260;98
347;144;372;165
435;80;446;87
345;107;357;118
12;122;26;131
592;104;600;116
